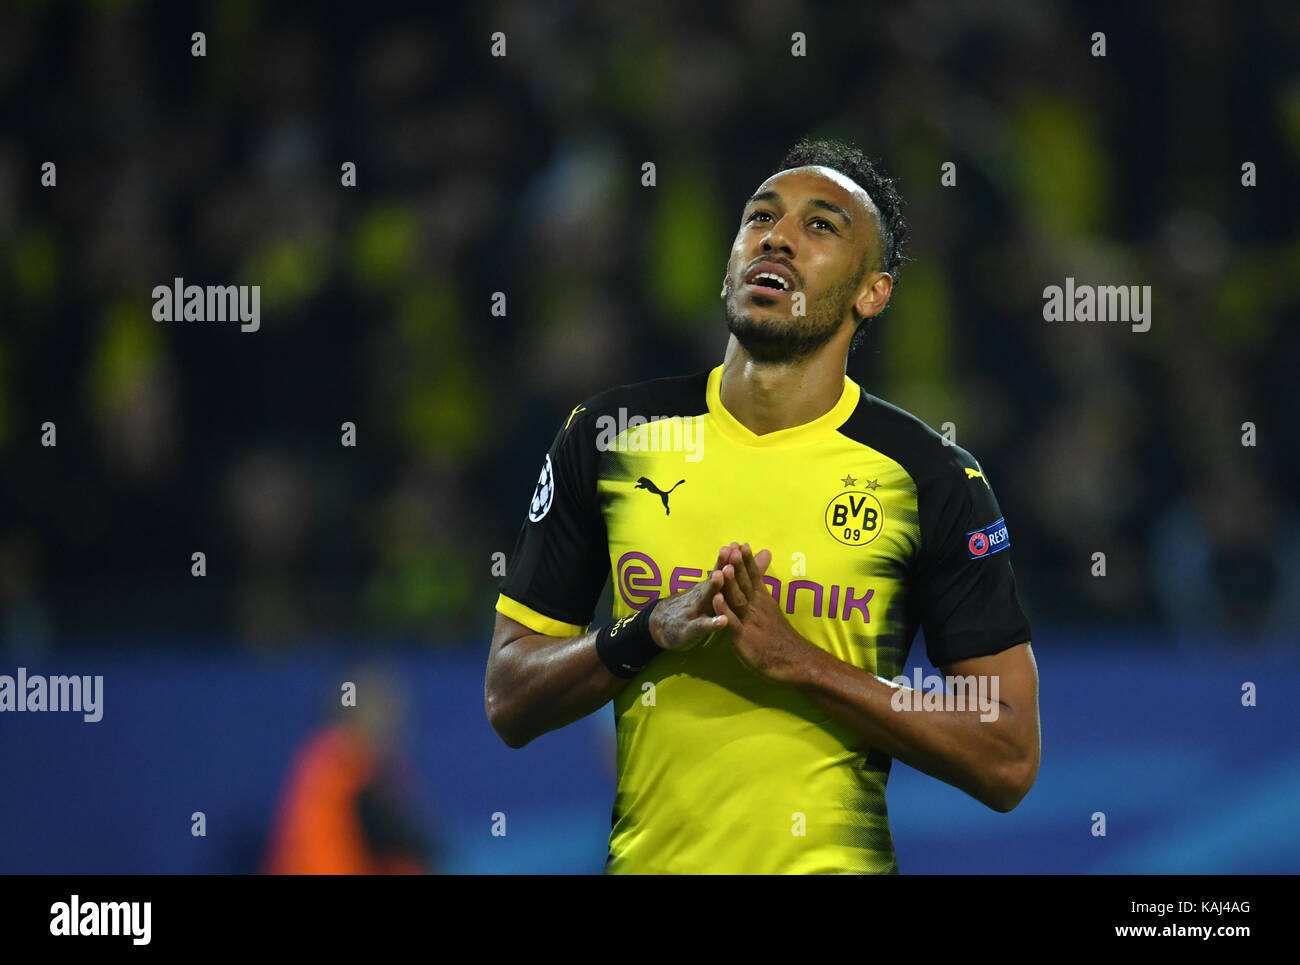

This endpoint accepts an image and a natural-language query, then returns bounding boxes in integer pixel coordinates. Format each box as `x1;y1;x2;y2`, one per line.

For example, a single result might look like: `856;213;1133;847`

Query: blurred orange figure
264;672;432;874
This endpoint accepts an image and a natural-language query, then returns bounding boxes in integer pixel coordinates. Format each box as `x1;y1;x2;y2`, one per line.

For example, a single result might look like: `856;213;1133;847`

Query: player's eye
747;210;773;224
811;218;836;232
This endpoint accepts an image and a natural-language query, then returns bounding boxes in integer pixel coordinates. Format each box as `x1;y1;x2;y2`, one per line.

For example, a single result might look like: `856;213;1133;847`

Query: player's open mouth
743;262;796;295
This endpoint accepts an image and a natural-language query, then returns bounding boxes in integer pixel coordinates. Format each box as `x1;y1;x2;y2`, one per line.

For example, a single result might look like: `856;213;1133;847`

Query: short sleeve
913;456;1032;667
496;403;610;637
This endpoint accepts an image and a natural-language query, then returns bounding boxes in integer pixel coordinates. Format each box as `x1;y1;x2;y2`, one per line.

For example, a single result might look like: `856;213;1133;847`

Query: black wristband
594;598;664;679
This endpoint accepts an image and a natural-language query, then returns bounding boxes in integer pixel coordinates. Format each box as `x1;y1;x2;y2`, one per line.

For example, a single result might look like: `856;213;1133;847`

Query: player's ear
855;271;892;320
720;275;731;298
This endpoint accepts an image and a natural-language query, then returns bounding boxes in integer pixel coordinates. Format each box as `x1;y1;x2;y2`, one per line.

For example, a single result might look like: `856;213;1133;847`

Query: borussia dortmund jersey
496;364;1031;874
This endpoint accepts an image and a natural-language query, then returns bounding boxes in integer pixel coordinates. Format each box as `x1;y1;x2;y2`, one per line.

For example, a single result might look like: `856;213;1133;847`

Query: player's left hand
712;542;814;685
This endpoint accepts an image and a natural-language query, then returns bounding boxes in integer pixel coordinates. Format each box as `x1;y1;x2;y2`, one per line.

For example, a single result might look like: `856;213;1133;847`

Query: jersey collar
705;363;861;449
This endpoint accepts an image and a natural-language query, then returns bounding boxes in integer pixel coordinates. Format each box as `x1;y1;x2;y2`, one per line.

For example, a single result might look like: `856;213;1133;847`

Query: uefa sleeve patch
966;517;1010;559
528;454;555;522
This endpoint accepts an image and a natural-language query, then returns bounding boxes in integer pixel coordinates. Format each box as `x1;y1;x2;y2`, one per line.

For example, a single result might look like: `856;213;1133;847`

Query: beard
724;276;859;364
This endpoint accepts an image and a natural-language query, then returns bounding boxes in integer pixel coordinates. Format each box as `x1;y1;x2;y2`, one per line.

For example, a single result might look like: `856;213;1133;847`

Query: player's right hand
646;546;736;652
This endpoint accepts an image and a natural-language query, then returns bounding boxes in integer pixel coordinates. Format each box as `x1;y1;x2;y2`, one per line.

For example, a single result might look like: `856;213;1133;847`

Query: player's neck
718;338;849;436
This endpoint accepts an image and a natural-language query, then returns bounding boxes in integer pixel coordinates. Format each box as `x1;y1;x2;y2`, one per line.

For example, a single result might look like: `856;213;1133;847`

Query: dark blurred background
1;1;1297;873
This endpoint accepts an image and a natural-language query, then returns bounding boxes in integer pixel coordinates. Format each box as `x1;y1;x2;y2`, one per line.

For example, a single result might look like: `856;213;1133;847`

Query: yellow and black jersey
496;363;1031;874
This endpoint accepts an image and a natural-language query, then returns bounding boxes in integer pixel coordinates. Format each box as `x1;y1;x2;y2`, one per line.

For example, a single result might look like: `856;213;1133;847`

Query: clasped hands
647;540;812;684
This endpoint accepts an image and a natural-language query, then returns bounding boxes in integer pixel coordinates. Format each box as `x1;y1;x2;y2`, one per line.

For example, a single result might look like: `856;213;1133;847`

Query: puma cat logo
964;467;990;489
635;476;685;515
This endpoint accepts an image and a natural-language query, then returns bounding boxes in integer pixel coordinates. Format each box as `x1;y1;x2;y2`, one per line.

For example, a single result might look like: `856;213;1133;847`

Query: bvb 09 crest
825;490;883;546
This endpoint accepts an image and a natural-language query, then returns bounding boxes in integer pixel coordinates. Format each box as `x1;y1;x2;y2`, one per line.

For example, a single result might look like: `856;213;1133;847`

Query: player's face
723;166;878;363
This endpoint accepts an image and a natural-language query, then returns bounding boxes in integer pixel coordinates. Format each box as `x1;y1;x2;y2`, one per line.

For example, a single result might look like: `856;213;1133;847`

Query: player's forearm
485;630;627;749
787;645;1033;812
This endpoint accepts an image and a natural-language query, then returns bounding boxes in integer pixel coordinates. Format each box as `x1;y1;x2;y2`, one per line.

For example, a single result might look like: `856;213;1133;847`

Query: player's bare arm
485;547;731;748
711;542;1040;812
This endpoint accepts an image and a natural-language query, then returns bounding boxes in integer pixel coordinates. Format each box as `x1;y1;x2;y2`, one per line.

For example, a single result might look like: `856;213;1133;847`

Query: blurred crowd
1;0;1296;651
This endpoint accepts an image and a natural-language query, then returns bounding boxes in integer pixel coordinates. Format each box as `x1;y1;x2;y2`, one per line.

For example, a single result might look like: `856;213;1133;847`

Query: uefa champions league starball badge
529;454;555;522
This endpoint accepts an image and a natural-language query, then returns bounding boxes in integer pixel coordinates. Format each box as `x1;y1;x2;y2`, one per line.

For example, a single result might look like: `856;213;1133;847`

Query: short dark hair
774;137;910;351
